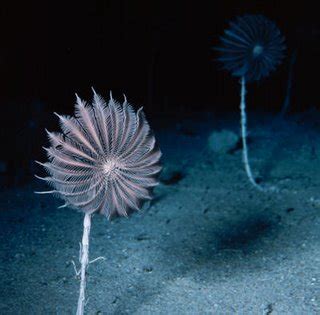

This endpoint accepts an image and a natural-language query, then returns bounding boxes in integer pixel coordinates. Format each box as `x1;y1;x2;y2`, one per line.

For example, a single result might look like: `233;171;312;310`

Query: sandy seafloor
1;110;320;314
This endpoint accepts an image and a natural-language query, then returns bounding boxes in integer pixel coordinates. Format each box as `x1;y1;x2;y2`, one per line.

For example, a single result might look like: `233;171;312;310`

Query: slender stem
280;50;297;117
240;76;263;191
76;213;92;315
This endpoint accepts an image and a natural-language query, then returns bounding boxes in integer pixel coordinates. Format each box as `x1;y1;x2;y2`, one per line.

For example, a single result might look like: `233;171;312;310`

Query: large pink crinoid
36;90;162;218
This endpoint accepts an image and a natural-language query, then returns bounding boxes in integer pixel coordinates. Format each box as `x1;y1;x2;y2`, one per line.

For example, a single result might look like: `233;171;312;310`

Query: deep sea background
1;1;320;314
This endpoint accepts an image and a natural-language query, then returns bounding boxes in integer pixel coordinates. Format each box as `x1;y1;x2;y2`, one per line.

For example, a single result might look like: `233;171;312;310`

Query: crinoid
35;89;161;314
216;15;285;190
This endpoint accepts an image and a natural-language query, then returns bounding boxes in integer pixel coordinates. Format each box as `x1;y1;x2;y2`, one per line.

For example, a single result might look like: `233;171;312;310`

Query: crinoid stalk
216;14;285;190
35;89;161;314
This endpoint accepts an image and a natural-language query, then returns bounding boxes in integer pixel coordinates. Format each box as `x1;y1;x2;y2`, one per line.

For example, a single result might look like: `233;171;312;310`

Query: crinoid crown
36;90;162;218
217;14;286;81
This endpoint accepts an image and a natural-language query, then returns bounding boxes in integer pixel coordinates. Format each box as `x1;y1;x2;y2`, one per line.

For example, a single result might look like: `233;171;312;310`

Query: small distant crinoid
36;89;161;315
216;15;285;190
217;14;286;81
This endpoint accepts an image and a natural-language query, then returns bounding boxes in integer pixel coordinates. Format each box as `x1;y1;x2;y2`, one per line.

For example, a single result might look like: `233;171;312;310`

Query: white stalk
76;213;92;315
240;76;263;191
